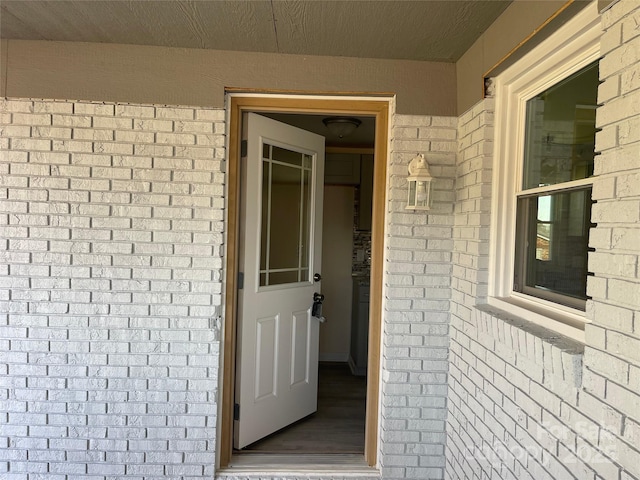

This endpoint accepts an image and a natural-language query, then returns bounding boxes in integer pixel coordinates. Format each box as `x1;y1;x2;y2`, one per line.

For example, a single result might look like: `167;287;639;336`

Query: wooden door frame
219;93;391;469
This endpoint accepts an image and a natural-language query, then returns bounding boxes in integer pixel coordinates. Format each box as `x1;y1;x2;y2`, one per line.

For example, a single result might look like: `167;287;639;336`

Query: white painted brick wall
446;3;640;480
584;1;640;477
0;98;224;479
1;98;459;479
379;114;456;480
6;14;638;476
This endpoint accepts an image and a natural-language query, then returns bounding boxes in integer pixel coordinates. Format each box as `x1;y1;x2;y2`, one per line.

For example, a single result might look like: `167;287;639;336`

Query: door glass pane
522;62;599;190
272;145;303;166
269;271;300;285
259;142;314;287
269;163;301;272
300;168;311;271
515;188;592;306
260;160;269;271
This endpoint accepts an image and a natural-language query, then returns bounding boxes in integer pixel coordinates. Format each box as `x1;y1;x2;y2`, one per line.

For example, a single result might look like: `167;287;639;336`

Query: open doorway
219;95;390;470
235;112;375;456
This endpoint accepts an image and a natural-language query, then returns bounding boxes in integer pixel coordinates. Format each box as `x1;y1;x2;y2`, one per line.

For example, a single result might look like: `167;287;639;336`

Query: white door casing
234;113;325;449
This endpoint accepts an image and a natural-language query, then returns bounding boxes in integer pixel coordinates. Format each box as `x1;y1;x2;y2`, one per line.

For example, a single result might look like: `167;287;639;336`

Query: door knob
313;273;321;282
312;292;325;321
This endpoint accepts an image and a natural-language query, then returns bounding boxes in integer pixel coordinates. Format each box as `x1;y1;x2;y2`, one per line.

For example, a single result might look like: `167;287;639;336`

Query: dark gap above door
262;113;375;149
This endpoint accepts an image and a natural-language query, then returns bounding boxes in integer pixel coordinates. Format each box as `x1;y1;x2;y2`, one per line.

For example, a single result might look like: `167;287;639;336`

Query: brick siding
446;2;640;480
0;99;224;479
378;114;456;480
2;3;639;478
0;99;460;479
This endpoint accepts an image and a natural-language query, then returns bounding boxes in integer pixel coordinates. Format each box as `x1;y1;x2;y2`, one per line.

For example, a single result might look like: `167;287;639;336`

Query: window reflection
522;63;598;190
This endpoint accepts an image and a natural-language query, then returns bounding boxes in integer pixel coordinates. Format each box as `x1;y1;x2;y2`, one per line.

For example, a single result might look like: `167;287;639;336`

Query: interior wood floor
237;362;366;454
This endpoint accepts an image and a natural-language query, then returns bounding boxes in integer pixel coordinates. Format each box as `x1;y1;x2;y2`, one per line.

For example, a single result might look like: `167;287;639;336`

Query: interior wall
319;185;355;362
1;39;456;116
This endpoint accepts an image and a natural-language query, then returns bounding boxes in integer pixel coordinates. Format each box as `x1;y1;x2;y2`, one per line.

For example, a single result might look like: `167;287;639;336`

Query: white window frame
488;2;601;342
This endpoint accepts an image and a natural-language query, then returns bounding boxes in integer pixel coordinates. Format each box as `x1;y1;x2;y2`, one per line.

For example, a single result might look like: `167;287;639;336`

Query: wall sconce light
322;116;362;138
406;153;433;210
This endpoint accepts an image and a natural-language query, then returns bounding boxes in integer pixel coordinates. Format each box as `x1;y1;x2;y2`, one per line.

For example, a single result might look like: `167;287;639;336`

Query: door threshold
223;453;374;472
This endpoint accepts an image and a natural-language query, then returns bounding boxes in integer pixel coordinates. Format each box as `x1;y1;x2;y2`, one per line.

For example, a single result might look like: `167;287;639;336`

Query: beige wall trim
482;0;590;83
2;39;453;115
456;1;572;114
1;39;8;97
225;86;396;98
220;94;390;469
598;0;618;12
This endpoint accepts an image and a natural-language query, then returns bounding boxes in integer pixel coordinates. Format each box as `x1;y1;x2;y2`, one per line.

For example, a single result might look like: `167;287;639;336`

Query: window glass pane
515;188;592;307
522;62;599;190
536;196;552;261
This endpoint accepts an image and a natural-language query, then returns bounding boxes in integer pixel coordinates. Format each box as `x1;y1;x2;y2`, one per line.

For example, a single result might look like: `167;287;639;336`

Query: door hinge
238;272;244;290
240;140;248;158
234;403;240;420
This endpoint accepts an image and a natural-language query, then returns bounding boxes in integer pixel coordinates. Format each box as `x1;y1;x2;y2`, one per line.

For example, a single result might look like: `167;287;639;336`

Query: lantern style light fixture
406;153;433;210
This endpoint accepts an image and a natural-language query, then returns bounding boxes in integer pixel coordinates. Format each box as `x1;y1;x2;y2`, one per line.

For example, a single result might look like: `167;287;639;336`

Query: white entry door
234;113;325;449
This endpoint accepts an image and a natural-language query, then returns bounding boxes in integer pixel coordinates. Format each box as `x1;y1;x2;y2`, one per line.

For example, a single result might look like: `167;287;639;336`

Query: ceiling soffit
1;0;511;62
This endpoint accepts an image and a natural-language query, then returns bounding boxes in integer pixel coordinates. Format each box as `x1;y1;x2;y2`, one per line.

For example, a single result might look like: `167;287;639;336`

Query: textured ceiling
1;0;511;62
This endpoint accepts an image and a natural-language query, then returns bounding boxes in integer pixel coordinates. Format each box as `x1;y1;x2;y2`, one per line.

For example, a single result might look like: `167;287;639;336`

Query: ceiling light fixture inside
322;116;362;139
